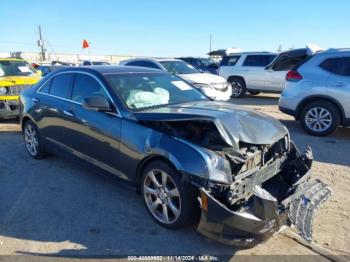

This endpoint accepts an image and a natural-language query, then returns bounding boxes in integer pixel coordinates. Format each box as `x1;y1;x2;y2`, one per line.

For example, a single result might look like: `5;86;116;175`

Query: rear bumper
197;146;331;247
0;99;20;118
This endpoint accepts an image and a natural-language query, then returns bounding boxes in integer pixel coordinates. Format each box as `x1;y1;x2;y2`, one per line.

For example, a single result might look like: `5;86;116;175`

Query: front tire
23;120;47;159
229;78;246;98
141;160;198;229
300;101;340;136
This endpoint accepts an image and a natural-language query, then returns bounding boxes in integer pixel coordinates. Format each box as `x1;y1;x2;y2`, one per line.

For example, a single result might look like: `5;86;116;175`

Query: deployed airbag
126;87;169;109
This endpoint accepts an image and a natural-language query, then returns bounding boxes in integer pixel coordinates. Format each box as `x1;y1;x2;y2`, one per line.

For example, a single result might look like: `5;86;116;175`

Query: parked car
0;58;41;118
19;66;330;246
218;52;277;97
120;58;231;101
81;60;111;66
177;57;219;74
279;48;350;136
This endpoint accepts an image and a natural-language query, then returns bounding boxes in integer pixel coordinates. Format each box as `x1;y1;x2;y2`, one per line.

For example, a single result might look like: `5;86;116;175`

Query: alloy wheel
305;107;333;132
24;124;39;156
143;169;181;224
231;81;243;97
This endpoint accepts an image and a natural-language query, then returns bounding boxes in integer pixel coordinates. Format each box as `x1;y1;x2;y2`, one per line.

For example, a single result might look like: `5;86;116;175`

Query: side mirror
82;96;112;111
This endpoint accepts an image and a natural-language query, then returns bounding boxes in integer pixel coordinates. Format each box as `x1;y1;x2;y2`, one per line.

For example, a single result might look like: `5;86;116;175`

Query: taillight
286;70;303;82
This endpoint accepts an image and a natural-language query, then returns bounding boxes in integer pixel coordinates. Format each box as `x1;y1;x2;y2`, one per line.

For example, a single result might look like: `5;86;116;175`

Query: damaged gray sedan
19;66;331;246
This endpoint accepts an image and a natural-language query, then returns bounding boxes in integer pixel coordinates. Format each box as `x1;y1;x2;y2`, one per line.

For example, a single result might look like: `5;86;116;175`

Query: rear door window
272;55;307;71
340;57;350;76
243;55;276;67
49;73;74;99
220;55;241;66
71;74;108;103
320;57;350;76
126;61;160;69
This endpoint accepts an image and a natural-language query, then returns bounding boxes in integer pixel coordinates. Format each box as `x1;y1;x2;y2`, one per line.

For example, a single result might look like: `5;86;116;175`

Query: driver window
71;74;108;104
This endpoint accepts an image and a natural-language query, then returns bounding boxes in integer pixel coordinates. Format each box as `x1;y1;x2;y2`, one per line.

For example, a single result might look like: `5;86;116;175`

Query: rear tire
23;120;47;159
300;101;340;136
229;78;246;98
141;160;199;229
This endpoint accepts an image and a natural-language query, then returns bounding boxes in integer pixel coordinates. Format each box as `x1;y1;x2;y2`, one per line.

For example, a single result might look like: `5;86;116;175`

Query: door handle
32;98;40;103
63;110;74;117
329;81;346;87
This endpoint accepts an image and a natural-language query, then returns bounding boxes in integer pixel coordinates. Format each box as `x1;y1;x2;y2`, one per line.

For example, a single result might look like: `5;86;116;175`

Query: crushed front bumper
0;98;20;118
197;147;331;247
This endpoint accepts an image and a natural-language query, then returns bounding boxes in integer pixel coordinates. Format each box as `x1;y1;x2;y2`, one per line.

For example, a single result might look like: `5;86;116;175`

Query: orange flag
82;39;90;49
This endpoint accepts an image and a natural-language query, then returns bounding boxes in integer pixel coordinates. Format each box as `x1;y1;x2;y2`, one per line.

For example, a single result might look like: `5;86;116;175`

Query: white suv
219;52;277;97
279;48;350;136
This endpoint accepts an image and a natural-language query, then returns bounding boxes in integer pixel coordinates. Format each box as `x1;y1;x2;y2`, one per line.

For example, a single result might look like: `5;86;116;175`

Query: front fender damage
196;144;332;247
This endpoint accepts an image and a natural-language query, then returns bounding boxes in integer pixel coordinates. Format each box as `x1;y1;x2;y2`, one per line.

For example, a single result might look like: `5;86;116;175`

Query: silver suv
218;52;277;97
279;48;350;136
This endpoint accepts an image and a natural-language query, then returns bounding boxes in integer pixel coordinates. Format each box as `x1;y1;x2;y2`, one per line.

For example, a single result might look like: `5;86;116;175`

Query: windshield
199;58;217;67
107;73;208;111
159;60;199;75
0;60;36;76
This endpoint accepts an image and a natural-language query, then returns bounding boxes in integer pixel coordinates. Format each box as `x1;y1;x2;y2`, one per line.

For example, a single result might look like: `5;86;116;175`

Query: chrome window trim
36;70;121;116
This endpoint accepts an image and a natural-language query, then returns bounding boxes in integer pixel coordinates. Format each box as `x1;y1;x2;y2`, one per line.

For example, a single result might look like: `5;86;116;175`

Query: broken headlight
205;150;233;184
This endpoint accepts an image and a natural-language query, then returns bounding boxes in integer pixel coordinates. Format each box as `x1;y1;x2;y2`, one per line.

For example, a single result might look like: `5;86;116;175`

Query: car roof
324;48;350;54
53;65;166;75
122;57;183;63
225;52;277;56
177;57;211;59
156;58;183;62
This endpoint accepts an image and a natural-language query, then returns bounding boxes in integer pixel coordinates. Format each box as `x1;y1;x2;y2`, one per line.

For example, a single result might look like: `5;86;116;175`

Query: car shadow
230;94;279;106
281;119;350;167
0;132;239;258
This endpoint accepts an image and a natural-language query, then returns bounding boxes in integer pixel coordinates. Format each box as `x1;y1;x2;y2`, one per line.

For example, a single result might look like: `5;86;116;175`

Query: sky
0;0;349;57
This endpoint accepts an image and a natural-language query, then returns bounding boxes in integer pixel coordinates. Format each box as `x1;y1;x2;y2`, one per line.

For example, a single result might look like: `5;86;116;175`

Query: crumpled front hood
134;101;288;149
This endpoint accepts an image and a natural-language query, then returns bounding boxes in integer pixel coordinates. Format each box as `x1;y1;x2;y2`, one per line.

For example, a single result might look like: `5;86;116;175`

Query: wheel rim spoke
167;188;179;197
149;172;161;188
144;185;158;195
161;172;167;187
167;200;180;217
162;204;169;223
150;198;161;211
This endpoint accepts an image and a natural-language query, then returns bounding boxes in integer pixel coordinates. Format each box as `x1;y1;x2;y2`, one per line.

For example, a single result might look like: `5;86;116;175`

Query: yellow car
0;58;41;118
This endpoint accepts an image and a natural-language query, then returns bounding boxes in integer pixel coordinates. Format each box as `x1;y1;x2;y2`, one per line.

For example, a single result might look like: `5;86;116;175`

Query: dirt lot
0;94;349;260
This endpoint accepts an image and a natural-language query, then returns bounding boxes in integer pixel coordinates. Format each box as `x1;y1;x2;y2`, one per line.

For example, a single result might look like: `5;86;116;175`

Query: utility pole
38;25;46;62
209;34;212;53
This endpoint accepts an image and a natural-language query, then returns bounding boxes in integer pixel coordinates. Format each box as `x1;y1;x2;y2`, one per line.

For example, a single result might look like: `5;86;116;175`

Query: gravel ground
0;94;349;260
